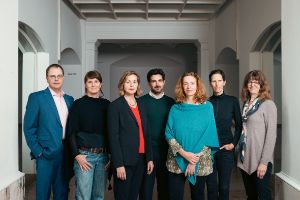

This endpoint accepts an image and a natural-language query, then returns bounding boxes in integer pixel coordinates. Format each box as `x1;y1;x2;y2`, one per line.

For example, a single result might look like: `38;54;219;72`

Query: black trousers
240;162;273;200
113;155;146;200
206;149;234;200
139;148;169;200
168;172;218;200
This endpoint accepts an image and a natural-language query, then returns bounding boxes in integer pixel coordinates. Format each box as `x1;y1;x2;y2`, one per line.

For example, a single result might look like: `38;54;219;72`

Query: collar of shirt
49;87;65;97
149;91;164;99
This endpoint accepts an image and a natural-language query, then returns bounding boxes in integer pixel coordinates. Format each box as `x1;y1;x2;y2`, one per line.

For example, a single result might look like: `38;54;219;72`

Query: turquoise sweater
165;102;219;184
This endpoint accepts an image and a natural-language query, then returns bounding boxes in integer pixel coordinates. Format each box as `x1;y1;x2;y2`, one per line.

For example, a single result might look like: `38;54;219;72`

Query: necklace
125;96;137;107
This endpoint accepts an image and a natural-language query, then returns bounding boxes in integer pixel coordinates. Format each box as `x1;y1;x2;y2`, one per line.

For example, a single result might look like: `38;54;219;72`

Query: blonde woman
108;71;154;200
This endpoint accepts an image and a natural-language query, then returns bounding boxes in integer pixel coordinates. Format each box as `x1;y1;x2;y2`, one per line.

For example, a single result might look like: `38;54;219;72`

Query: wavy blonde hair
118;71;143;97
241;70;271;102
175;72;207;104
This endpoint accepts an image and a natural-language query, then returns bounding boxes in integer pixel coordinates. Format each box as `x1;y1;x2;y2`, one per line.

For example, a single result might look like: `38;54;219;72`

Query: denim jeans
207;149;234;200
241;162;273;200
74;150;108;200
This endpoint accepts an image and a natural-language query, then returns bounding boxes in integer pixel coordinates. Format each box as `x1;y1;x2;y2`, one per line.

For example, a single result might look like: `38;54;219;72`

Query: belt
79;147;107;154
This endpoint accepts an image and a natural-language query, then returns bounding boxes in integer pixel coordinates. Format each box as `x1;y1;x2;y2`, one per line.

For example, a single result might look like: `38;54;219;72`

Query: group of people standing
23;64;277;200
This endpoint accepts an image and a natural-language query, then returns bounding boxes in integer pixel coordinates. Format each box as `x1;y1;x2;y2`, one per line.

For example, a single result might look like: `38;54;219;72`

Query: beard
151;87;163;95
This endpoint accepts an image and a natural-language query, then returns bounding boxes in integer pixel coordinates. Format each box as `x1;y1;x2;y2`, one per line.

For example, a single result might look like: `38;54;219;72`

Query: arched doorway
215;47;239;98
60;48;82;99
18;21;49;173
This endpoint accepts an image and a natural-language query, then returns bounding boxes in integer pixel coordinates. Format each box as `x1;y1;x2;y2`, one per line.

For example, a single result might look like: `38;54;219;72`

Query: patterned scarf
239;98;264;163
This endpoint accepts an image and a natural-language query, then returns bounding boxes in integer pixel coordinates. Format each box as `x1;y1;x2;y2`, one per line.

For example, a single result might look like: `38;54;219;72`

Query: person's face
149;74;165;95
124;74;138;96
85;78;101;96
46;67;64;91
210;73;226;95
247;78;261;97
183;75;197;98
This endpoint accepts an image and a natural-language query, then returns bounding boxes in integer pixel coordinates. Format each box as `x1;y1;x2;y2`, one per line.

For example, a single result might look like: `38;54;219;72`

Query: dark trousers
36;154;68;200
207;149;234;200
168;172;218;200
240;162;273;200
113;154;146;200
140;148;169;200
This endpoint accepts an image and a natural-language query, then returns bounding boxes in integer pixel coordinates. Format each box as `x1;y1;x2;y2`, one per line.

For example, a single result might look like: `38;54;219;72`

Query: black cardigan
108;96;153;168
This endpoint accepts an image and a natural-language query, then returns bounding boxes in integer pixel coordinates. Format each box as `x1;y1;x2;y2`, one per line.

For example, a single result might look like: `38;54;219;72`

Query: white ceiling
66;0;228;21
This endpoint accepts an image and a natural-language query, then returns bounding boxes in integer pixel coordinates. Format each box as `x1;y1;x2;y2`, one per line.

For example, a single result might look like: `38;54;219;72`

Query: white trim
276;171;300;191
0;171;24;192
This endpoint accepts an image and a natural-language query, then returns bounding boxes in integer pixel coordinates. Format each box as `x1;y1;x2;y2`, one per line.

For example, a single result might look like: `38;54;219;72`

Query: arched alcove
18;22;49;174
250;21;281;124
251;21;282;174
215;47;239;98
60;48;82;99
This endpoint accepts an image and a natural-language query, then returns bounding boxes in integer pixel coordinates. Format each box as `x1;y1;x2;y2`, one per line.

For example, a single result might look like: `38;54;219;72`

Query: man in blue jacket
24;64;74;200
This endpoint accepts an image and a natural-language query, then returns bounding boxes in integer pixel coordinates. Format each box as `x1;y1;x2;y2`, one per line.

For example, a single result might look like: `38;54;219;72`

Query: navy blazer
108;96;153;168
23;87;74;159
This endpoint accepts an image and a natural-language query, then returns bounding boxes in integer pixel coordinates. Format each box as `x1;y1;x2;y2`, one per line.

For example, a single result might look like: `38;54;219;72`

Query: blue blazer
24;87;74;160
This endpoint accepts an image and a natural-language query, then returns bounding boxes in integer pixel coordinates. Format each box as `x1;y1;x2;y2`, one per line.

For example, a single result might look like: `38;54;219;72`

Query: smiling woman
238;70;277;200
67;70;110;200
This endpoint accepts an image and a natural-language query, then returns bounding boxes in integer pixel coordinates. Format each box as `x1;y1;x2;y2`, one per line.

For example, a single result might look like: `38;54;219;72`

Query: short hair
175;72;208;104
209;69;226;82
118;71;143;97
46;64;64;76
147;68;165;82
241;70;272;102
84;70;103;95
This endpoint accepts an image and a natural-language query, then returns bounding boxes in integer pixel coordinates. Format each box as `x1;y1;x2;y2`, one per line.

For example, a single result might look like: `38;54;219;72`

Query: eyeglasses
48;74;64;80
247;80;260;85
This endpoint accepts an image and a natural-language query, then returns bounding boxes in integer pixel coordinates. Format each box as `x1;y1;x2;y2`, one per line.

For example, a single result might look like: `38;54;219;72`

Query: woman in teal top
165;72;219;200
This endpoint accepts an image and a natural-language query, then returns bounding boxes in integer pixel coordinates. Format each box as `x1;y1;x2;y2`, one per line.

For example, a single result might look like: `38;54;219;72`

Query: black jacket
108;96;153;168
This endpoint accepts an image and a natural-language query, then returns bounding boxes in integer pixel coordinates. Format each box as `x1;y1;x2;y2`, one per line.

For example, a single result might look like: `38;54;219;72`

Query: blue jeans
74;150;108;200
207;149;234;200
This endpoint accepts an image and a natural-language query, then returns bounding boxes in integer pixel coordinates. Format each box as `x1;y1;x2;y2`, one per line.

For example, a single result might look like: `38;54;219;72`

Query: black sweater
209;93;242;147
67;95;110;158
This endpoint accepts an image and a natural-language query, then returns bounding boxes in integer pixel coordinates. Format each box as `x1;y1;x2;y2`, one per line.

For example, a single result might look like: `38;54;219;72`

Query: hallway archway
18;21;49;173
215;47;239;98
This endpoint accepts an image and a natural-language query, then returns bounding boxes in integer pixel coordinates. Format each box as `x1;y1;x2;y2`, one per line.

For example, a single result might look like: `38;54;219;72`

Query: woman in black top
207;69;242;200
67;70;110;200
108;71;154;200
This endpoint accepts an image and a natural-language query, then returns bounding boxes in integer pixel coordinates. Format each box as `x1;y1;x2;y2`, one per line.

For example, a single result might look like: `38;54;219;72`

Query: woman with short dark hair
206;69;242;200
68;70;110;200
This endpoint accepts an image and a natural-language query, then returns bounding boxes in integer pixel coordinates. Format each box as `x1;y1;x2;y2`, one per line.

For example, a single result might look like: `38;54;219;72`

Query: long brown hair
241;70;271;102
118;71;143;97
175;72;207;104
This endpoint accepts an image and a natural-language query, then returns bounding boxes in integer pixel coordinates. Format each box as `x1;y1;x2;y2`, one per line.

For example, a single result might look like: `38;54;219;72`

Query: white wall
0;0;24;191
238;0;281;82
214;1;236;60
83;21;211;87
61;1;82;63
19;0;59;63
214;0;281;85
277;0;300;195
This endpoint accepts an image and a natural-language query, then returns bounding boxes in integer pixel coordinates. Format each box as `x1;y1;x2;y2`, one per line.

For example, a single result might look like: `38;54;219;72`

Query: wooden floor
25;166;248;200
